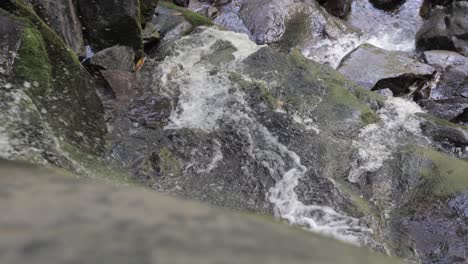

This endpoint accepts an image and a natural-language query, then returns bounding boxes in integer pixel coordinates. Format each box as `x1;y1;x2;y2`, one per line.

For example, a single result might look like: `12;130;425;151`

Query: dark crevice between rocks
372;73;435;100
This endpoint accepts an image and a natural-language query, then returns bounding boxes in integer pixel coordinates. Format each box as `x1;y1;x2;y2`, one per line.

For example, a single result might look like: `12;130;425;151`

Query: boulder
90;46;136;72
140;0;159;26
337;44;435;99
369;0;405;10
318;0;353;18
419;97;468;122
77;0;143;56
29;0;85;57
173;0;190;7
0;3;105;162
416;2;468;56
211;0;359;66
236;0;357;45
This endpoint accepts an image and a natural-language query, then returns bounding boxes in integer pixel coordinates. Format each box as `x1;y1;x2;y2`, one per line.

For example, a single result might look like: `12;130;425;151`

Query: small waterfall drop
159;27;374;244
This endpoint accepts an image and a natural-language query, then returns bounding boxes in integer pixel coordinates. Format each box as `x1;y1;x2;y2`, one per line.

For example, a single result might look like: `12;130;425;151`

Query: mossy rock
159;1;213;33
4;1;106;155
415;147;468;197
242;47;380;136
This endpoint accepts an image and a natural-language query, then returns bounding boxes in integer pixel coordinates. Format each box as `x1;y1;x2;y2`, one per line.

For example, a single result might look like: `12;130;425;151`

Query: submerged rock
337;44;435;99
416;2;468;56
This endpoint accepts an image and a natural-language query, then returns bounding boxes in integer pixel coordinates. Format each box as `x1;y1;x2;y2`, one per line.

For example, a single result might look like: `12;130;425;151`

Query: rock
337;44;435;99
420;116;468;147
173;0;190;7
77;0;143;56
211;0;359;65
0;14;22;75
416;2;468;56
419;97;468;122
423;50;468;99
101;70;138;101
369;0;405;10
140;0;159;26
0;159;404;264
148;2;213;55
376;88;394;97
90;46;136;72
237;0;357;45
0;3;105;161
142;22;161;47
318;0;353;18
29;0;86;57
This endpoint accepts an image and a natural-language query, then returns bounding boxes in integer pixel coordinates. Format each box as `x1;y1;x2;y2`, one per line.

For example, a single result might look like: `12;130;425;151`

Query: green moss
288;49;380;127
13;26;52;97
160;1;213;32
415;147;468;197
418;113;468;132
159;147;182;177
10;0;106;154
258;81;276;108
277;12;309;51
60;143;140;187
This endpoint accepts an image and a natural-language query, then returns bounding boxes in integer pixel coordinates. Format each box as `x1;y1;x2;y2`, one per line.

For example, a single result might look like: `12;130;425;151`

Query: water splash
159;27;373;244
349;98;428;183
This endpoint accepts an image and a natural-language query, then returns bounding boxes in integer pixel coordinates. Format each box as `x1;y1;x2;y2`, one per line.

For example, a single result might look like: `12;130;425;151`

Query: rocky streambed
0;0;467;264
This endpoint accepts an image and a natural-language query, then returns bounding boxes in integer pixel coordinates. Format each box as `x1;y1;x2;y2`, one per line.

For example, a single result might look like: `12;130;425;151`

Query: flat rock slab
0;160;403;264
338;44;434;96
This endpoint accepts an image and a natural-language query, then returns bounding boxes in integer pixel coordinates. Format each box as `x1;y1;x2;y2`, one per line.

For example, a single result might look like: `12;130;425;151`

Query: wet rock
419;97;468;122
211;0;359;64
416;2;468;56
420;116;468;147
140;0;159;26
399;194;468;264
90;46;135;72
376;88;394;97
0;160;404;264
29;0;85;56
101;70;138;101
237;0;357;45
353;145;468;263
77;0;143;56
423;50;468;99
173;0;190;7
0;14;22;75
337;44;435;99
318;0;353;18
142;22;161;48
0;4;105;160
369;0;405;10
148;2;213;55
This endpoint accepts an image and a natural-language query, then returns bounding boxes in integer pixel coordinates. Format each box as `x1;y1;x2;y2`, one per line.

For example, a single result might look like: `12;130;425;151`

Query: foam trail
349;98;428;183
159;27;373;244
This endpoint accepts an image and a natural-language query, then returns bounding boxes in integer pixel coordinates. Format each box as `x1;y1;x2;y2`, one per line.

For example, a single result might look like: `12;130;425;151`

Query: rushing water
307;0;423;67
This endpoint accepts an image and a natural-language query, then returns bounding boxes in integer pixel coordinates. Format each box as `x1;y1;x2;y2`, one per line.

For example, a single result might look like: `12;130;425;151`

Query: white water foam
348;97;428;183
159;27;373;244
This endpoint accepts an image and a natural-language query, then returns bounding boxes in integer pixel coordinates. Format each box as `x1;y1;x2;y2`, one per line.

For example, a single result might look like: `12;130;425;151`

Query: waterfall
159;27;373;244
